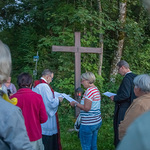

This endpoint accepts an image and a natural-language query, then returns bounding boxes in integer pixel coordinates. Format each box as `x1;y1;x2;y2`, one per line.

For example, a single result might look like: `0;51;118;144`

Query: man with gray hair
110;60;137;147
117;74;150;150
32;69;63;150
0;40;34;150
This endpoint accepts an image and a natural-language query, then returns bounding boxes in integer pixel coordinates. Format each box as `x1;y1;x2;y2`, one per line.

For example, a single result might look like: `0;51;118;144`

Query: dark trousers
42;134;58;150
114;106;128;147
114;115;120;147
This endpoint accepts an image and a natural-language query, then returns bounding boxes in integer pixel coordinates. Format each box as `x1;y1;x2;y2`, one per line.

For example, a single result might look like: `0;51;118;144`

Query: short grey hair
133;74;150;93
0;40;11;84
81;72;96;84
42;69;53;76
117;60;129;69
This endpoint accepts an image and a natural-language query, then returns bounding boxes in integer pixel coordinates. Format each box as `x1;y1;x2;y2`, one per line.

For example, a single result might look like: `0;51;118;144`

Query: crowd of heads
1;38;150;96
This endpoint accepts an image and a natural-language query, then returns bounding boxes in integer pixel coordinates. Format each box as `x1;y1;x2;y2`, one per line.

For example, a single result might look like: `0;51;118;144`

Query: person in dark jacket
110;60;137;147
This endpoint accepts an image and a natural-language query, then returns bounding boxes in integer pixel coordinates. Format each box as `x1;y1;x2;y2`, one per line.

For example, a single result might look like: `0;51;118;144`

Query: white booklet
103;91;116;97
62;93;78;103
54;92;78;103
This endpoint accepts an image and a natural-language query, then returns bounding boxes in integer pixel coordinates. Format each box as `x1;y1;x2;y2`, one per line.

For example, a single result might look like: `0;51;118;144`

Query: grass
58;98;115;150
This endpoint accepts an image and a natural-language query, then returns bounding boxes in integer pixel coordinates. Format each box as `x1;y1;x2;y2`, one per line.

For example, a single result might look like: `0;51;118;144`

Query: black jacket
113;72;137;147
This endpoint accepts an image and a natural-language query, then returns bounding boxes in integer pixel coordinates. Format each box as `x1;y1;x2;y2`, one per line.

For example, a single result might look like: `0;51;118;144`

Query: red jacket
10;88;48;141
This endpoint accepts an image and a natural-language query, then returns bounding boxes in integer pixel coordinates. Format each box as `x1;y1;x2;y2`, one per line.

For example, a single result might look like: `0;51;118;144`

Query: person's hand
110;95;114;101
58;97;63;102
70;101;77;107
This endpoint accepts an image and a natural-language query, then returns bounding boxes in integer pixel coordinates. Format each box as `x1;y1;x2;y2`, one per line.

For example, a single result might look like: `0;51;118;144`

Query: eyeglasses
81;79;88;83
118;66;122;70
48;75;53;80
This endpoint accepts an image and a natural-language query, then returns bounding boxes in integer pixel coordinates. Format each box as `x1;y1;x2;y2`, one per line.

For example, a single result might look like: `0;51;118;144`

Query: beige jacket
119;93;150;140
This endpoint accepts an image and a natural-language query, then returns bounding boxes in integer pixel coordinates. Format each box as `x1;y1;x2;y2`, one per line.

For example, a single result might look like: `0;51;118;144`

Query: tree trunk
97;0;103;76
110;0;127;81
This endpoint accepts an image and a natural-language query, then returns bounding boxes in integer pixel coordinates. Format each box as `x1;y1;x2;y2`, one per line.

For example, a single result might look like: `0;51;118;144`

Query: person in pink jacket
10;72;48;150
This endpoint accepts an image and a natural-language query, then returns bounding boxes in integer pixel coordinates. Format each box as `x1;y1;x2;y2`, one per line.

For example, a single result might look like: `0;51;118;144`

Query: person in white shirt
32;69;63;150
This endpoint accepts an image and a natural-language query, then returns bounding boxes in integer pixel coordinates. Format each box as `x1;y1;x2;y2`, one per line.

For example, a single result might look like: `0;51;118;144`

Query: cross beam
52;32;102;117
52;32;102;90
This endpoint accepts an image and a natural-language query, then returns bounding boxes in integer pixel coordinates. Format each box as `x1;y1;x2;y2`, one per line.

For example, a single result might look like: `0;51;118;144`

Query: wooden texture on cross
52;32;102;90
52;32;102;117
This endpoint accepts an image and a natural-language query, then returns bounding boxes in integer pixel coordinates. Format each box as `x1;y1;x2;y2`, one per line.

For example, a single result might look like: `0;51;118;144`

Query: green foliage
0;0;150;149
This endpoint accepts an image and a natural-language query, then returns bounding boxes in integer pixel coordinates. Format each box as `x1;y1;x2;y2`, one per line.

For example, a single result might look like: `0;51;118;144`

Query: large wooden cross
52;32;102;116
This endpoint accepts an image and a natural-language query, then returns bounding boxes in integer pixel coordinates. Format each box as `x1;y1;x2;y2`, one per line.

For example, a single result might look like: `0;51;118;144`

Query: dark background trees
1;0;149;90
0;1;150;149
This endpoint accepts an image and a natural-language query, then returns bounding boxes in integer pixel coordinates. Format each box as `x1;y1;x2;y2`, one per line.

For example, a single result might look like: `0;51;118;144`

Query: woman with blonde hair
70;72;102;150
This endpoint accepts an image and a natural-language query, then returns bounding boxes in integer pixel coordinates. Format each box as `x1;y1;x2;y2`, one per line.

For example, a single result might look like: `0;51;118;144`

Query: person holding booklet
70;72;102;150
110;60;137;147
32;69;63;150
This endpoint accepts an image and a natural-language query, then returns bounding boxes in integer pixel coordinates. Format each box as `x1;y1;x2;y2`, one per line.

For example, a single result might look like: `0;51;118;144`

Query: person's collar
125;71;132;76
41;77;48;83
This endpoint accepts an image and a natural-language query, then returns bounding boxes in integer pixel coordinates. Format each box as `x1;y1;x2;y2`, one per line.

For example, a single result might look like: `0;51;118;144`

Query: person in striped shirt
70;72;102;150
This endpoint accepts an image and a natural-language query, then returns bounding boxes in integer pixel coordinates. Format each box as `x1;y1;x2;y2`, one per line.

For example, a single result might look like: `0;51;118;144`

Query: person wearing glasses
70;72;102;150
117;74;150;150
110;60;137;147
32;69;63;150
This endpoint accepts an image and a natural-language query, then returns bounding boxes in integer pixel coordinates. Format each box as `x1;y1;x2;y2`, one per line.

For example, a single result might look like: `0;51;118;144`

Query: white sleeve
33;83;59;117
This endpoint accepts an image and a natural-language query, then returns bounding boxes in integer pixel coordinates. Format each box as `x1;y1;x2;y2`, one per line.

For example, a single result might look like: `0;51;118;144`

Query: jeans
79;121;102;150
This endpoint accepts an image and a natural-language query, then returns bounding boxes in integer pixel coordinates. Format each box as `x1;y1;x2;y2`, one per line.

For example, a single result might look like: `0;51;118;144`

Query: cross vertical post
52;32;102;117
75;32;81;90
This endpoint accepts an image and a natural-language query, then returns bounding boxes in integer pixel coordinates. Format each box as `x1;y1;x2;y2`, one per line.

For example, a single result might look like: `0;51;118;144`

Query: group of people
0;40;63;150
109;60;150;149
0;40;102;150
1;38;150;150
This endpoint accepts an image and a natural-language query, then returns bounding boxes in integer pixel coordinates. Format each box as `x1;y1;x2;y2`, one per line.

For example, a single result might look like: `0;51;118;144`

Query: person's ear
45;75;49;80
